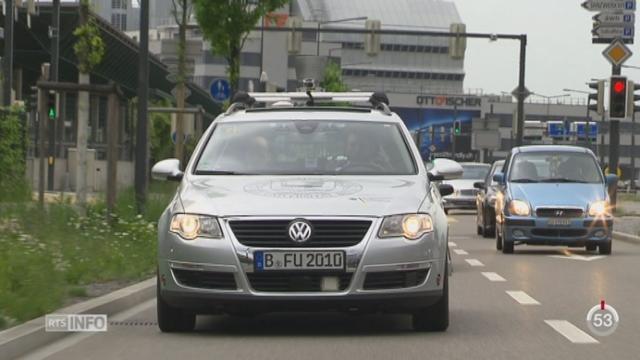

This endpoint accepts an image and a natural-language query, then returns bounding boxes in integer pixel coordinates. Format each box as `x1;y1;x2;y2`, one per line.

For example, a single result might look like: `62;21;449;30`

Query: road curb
613;231;640;245
0;277;155;360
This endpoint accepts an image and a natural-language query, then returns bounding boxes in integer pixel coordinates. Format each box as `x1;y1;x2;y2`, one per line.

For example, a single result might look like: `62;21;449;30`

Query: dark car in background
474;160;505;237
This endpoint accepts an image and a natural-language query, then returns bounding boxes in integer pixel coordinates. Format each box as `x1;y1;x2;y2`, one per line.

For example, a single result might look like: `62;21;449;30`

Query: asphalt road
22;212;640;360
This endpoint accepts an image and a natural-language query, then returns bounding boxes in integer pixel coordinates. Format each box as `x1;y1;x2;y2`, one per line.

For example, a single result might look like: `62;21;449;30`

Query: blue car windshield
509;152;603;184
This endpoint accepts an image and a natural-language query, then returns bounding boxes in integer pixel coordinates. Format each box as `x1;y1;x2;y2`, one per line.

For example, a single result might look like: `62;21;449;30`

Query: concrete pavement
19;214;639;360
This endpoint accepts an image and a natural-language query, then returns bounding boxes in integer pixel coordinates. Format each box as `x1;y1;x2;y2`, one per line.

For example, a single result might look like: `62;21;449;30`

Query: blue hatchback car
493;145;616;255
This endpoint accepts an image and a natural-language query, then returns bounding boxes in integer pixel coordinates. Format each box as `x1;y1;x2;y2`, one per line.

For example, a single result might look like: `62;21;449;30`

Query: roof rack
224;91;392;116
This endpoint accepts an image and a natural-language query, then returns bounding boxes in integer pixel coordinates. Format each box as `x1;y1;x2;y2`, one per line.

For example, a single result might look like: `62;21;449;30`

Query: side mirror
473;181;485;189
493;172;505;184
429;158;464;180
438;184;455;197
428;173;445;182
152;158;184;182
605;174;618;187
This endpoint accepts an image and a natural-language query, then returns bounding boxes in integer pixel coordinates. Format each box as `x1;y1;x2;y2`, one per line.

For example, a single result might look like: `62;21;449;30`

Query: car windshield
194;120;417;175
509;151;603;184
461;164;490;179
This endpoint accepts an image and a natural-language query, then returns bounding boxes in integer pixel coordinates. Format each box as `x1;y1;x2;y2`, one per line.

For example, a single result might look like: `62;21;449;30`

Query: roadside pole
48;0;60;191
3;0;14;106
135;0;150;214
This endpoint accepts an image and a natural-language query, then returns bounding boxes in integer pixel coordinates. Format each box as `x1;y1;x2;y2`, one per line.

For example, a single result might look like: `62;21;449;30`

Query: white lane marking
22;299;157;360
453;249;468;255
465;259;484;267
545;320;599;344
506;290;540;305
448;241;458;247
549;254;606;262
482;272;506;282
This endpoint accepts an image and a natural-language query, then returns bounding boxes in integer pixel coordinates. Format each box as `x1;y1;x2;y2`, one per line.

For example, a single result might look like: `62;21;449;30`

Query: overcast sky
452;0;639;98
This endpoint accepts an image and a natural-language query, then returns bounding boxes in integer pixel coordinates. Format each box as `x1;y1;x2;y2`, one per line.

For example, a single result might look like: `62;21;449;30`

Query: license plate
254;251;345;271
548;218;572;226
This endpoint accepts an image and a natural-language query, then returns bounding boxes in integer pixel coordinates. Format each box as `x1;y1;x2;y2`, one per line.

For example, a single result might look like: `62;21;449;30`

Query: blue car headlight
508;199;531;217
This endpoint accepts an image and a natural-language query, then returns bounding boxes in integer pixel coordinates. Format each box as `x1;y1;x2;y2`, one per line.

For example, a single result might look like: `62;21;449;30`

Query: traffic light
47;92;58;120
453;120;462;136
627;81;640;116
609;76;628;119
587;80;605;115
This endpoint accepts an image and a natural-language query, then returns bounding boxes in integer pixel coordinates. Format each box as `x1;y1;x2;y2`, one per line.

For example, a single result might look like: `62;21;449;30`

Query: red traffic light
613;80;626;93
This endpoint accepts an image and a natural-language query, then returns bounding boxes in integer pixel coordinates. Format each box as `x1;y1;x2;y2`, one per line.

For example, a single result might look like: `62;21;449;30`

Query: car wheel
412;263;449;332
585;243;597;252
477;225;483;235
495;225;503;250
598;240;612;255
444;208;449;215
157;276;196;333
500;227;514;254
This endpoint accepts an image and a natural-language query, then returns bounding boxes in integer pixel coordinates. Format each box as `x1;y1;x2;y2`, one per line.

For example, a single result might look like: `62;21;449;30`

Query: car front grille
459;189;477;196
172;269;237;290
531;228;588;237
363;269;429;290
246;272;352;292
536;208;584;218
229;219;372;247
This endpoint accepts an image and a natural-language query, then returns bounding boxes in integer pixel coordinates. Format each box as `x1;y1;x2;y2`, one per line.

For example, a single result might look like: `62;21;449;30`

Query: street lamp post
316;16;368;56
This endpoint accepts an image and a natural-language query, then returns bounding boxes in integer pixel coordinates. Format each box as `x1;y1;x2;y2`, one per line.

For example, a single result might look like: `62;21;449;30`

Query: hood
179;176;427;217
444;179;481;191
508;183;607;209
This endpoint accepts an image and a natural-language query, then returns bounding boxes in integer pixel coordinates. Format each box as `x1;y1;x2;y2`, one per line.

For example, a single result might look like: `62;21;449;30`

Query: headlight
378;214;434;240
589;200;610;217
508;199;531;216
170;214;222;240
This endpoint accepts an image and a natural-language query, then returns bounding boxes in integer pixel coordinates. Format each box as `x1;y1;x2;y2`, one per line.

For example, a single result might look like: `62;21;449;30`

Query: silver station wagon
152;92;456;332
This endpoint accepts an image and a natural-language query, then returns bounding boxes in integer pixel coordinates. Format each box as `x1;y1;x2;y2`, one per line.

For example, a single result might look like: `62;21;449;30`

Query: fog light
513;229;525;238
321;276;340;292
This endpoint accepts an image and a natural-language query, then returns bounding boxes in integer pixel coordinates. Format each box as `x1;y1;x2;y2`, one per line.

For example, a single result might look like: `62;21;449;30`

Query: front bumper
501;216;613;246
443;196;476;210
157;216;447;313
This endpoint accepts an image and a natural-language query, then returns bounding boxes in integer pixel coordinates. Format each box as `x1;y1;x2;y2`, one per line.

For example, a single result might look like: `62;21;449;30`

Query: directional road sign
582;0;636;11
593;11;635;24
511;86;532;100
592;25;635;38
602;39;633;66
210;78;231;102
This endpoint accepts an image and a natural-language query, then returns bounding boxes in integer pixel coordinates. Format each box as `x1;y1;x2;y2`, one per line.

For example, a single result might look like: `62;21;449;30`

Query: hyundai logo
555;210;564;217
288;220;312;243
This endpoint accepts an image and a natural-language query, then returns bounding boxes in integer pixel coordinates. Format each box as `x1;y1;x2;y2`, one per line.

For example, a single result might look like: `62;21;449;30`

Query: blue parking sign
210;79;231;102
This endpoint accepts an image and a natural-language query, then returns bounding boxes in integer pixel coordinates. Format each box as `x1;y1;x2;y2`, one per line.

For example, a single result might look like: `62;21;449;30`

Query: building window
112;0;127;9
111;13;127;31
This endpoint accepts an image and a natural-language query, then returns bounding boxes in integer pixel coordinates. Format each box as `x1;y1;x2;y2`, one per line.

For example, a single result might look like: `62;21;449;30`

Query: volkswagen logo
288;219;312;243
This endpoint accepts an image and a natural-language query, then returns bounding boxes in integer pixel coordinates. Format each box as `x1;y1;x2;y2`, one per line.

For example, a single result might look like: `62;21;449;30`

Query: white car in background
442;162;491;214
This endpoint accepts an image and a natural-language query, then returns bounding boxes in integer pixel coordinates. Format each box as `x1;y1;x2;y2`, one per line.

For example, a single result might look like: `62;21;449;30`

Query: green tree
192;0;289;93
321;61;349;92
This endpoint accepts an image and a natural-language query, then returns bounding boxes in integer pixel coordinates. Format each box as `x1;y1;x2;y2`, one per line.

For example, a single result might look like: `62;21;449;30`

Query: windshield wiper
510;179;539;183
194;170;245;175
539;178;588;183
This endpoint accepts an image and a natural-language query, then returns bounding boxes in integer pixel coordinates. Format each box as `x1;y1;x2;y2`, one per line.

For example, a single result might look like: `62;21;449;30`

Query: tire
157;276;196;333
444;208;449;215
586;243;597;252
500;226;514;254
496;225;503;250
477;225;483;235
412;263;449;332
598;240;612;255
